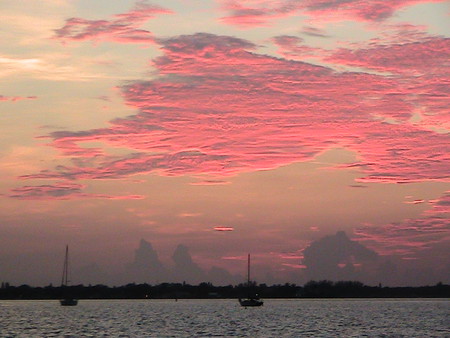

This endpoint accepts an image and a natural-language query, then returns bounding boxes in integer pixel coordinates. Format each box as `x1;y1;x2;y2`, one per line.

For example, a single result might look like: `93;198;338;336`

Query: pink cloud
270;26;449;133
278;253;305;259
354;191;450;257
53;1;173;44
219;1;289;27
282;263;307;269
179;213;202;218
189;180;231;186
219;0;446;27
222;255;245;260
404;199;426;205
325;35;450;131
328;37;450;76
14;32;449;198
0;95;37;102
214;226;234;231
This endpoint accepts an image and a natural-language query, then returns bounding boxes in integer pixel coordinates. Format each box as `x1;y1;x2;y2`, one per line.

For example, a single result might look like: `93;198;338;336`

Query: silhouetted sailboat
60;245;78;306
238;254;263;307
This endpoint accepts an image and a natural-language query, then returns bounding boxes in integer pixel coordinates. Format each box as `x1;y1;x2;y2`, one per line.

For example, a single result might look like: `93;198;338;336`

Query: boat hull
60;298;78;306
239;298;264;307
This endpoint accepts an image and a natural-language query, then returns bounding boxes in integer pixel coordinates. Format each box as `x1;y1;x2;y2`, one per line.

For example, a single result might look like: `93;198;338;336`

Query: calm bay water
1;299;449;337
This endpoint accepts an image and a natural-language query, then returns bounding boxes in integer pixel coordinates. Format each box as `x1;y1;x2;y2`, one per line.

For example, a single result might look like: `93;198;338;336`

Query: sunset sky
1;0;449;287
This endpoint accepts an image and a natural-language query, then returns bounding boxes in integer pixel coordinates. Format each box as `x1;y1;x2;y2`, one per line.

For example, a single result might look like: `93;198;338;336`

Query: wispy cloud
0;95;37;102
354;191;450;257
53;1;173;44
301;26;331;38
0;54;112;81
219;0;446;27
189;179;231;186
9;181;144;200
272;35;323;60
214;226;234;231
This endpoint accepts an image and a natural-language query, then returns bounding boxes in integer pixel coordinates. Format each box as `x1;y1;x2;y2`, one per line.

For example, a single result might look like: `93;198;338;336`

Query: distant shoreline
1;280;449;300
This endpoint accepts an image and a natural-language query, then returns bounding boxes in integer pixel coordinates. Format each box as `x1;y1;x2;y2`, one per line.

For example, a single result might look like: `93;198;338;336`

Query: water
1;299;449;337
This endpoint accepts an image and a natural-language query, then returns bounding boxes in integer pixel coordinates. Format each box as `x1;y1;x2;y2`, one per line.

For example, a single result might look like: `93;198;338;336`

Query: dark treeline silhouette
0;280;449;300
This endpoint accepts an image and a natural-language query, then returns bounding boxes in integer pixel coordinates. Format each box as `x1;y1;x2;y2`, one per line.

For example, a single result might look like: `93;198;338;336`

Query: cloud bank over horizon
3;232;444;287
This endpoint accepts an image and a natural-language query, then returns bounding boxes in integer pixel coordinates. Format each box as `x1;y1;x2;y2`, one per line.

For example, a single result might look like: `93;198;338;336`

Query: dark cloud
301;26;331;38
172;244;206;284
303;231;378;281
125;239;170;284
122;241;239;285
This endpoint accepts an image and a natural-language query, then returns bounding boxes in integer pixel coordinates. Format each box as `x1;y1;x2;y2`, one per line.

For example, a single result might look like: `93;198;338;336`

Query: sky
0;0;449;287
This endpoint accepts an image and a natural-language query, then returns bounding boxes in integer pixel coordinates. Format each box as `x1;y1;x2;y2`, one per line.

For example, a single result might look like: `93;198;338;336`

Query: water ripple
1;299;448;337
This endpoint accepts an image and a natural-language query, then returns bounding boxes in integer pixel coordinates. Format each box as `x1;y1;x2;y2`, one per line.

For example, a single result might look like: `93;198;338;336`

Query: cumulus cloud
125;239;169;283
302;231;378;281
119;240;239;285
172;244;207;284
53;1;173;44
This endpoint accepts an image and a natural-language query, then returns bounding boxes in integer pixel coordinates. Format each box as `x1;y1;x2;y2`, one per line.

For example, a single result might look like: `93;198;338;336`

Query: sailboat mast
61;245;69;286
247;253;250;285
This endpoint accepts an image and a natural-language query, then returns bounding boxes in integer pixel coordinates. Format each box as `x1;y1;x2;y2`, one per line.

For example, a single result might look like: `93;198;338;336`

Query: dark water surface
1;299;449;337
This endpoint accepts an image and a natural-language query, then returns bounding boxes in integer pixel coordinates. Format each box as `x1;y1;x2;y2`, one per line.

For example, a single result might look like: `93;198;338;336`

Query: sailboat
60;245;78;306
238;254;263;307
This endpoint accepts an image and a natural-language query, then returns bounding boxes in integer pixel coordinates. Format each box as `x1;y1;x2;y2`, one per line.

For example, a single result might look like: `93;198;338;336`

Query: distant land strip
1;281;449;300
